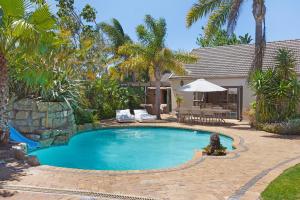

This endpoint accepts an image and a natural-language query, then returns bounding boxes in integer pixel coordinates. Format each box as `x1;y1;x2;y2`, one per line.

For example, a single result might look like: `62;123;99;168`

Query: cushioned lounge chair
134;109;157;122
116;109;135;123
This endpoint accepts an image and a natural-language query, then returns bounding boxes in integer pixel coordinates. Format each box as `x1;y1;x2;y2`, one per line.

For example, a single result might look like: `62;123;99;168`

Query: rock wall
8;98;77;147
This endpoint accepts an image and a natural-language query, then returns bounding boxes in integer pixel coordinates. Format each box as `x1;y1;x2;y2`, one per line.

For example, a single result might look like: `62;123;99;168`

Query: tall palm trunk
252;0;266;122
154;66;161;120
252;0;266;72
0;52;9;145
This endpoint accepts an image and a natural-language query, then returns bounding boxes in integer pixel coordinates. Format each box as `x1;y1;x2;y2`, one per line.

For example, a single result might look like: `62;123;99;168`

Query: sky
46;0;300;51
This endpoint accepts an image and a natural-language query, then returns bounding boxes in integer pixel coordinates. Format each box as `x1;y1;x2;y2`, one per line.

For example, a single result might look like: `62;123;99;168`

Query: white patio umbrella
179;79;227;92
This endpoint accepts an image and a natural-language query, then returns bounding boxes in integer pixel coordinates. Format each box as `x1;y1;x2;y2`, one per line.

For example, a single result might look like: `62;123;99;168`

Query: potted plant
176;96;184;109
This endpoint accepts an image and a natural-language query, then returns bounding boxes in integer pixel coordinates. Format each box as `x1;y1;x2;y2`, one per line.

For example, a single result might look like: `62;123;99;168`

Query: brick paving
0;119;300;200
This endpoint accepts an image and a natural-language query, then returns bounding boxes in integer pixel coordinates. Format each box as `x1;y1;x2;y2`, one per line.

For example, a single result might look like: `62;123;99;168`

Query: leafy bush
203;144;227;156
85;76;144;119
9;65;83;108
250;48;300;123
74;108;98;125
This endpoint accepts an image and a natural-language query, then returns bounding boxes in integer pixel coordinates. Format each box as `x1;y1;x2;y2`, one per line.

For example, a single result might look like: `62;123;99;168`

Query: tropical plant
196;27;252;47
239;33;252;44
119;15;197;119
175;96;184;108
99;18;132;55
250;48;300;123
99;18;137;81
186;0;266;73
8;26;94;108
85;75;144;119
55;0;107;78
0;0;55;144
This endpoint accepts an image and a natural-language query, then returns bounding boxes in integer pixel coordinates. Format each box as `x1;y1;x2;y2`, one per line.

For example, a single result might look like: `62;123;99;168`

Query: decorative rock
32;112;46;120
40;138;55;147
15;111;29;120
14;99;36;111
13;120;28;126
40;130;52;139
9;98;77;148
50;129;63;137
32;119;40;127
52;118;67;128
26;134;41;141
26;156;40;166
53;135;68;145
18;126;33;134
12;147;26;160
8;111;15;119
37;102;49;112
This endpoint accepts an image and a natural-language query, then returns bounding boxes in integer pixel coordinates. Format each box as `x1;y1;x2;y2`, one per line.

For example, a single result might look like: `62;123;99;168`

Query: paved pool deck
1;118;300;200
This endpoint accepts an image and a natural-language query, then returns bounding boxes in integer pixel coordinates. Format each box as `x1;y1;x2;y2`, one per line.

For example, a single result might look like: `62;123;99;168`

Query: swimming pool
30;127;233;170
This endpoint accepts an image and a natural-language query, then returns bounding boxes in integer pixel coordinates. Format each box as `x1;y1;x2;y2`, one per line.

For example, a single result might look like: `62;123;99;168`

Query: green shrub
203;144;227;156
85;76;144;119
74;108;98;125
250;48;300;123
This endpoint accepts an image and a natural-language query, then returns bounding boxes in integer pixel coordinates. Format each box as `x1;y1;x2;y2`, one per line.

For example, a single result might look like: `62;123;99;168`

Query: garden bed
256;119;300;135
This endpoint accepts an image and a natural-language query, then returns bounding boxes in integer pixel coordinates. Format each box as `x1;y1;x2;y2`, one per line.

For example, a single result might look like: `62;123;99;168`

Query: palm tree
186;0;266;73
99;18;132;54
0;0;55;144
99;18;136;81
239;33;253;44
119;15;197;119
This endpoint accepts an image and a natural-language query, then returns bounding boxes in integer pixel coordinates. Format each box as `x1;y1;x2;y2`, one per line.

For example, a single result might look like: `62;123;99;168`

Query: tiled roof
179;39;300;78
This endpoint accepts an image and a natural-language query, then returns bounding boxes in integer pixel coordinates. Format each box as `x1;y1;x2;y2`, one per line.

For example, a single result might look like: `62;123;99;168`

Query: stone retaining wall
8;98;77;147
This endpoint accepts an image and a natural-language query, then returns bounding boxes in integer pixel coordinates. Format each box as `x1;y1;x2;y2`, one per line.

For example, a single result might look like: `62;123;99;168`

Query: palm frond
0;0;25;18
227;0;244;35
173;51;198;64
112;18;125;37
28;4;55;31
204;2;231;39
136;24;152;45
186;0;223;28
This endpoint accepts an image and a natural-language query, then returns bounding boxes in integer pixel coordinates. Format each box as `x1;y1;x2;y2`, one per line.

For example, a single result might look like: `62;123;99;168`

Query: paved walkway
1;120;300;200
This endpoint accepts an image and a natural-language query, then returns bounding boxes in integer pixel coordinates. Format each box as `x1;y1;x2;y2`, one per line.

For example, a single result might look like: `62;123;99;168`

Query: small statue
204;133;226;156
210;133;221;150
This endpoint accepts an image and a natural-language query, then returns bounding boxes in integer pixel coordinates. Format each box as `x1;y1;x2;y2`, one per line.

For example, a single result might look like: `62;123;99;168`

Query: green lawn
261;164;300;200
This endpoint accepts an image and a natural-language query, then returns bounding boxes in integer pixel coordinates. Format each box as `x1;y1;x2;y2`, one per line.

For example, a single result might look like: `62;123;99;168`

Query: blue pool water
30;127;233;170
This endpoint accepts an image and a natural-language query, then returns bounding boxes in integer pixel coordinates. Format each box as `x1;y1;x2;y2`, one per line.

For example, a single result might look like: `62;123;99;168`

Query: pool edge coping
32;123;247;175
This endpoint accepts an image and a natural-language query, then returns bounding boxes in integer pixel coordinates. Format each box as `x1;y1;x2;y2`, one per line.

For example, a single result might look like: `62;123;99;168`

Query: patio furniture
200;108;231;124
116;109;135;123
134;109;157;122
176;108;192;123
177;108;230;125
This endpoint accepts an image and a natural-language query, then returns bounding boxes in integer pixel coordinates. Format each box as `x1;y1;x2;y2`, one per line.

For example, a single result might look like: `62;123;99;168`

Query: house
169;39;300;120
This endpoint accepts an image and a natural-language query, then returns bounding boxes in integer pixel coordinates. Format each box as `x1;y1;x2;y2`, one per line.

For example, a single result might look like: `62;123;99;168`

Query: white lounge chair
134;109;157;122
116;109;135;123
